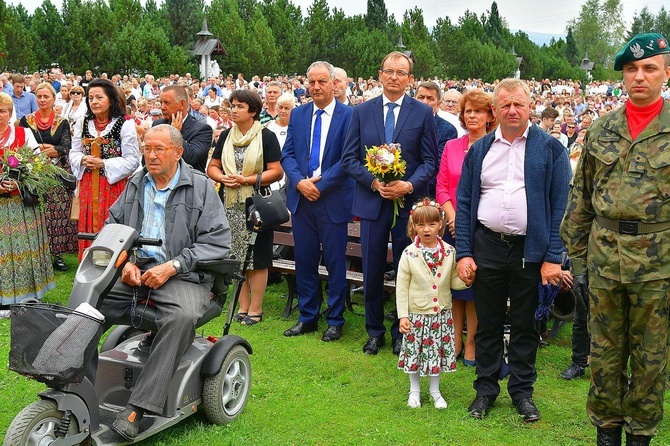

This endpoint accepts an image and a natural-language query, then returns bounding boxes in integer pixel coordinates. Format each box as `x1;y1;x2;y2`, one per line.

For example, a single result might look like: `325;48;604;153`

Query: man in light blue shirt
10;74;37;119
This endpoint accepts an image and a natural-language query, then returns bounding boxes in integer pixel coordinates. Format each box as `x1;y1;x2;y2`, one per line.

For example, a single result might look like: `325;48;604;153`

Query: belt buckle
618;220;638;235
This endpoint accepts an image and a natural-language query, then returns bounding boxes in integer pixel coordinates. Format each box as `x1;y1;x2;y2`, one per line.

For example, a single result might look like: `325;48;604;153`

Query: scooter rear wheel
203;345;252;424
3;400;80;446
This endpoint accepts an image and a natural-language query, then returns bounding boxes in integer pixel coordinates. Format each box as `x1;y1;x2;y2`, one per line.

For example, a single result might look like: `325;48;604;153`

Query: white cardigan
395;238;469;319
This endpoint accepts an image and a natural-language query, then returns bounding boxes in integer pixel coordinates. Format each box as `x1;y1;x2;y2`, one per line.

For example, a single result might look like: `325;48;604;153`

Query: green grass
2;253;670;445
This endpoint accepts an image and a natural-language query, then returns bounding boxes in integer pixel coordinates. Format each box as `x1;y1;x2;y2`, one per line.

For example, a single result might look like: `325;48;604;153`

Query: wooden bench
270;219;395;318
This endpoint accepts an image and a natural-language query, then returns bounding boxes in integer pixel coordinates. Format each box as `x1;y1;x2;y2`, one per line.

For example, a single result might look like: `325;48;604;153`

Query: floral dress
398;241;457;377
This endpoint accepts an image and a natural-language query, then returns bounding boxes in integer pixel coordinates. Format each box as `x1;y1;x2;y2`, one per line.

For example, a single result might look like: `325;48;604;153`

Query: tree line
0;0;668;82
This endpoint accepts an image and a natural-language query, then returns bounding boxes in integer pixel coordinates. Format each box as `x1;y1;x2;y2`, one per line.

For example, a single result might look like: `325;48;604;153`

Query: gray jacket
107;158;231;285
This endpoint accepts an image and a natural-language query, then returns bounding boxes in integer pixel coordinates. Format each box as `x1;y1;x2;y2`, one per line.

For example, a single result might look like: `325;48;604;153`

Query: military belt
595;215;670;235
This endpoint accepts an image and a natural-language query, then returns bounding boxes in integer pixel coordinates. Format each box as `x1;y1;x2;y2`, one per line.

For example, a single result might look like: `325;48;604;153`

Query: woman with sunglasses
67;85;87;125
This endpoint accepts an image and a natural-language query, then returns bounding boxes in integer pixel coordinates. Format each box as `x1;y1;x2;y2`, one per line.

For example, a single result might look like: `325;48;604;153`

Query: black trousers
571;287;590;367
472;227;541;400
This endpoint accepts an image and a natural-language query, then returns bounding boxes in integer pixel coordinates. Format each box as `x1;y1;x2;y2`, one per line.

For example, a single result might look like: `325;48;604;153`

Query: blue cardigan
454;124;571;264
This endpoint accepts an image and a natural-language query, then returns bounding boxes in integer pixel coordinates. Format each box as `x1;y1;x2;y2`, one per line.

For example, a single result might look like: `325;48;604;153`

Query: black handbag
245;174;289;231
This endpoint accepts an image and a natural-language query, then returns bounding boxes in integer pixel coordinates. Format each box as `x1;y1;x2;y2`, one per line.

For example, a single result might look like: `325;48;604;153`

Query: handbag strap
254;172;263;192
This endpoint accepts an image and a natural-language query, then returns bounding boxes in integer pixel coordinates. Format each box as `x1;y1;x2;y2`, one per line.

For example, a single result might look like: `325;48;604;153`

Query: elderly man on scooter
99;124;231;440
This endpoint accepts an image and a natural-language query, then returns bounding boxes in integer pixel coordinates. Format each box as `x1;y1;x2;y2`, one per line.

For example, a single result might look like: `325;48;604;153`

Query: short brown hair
230;90;263;121
381;51;413;75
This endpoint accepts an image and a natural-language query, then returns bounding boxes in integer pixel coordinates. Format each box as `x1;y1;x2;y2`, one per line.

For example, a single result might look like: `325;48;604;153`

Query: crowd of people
1;31;669;444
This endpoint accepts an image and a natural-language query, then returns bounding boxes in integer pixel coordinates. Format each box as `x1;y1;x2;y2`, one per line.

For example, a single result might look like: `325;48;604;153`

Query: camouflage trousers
587;273;670;436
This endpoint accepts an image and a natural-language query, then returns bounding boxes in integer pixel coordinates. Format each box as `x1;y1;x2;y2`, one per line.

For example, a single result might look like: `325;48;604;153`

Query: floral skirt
398;309;456;377
224;201;273;271
45;187;78;256
0;196;56;305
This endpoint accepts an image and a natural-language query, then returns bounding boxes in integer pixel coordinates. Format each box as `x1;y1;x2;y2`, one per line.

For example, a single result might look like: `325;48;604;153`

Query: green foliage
565;27;578;66
365;0;387;31
569;0;625;68
0;0;629;81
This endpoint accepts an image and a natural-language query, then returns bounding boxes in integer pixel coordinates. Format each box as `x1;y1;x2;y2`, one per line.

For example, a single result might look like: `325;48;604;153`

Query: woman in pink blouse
435;89;496;366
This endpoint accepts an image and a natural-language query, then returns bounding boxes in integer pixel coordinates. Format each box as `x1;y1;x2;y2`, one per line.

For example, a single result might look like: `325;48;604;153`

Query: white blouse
69;116;141;185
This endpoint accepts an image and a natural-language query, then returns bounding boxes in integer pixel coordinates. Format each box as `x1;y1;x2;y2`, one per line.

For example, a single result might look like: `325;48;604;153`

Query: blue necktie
309;109;325;174
385;102;397;144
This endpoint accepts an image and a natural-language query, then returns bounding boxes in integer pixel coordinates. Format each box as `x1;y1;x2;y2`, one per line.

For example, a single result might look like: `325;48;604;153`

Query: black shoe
53;255;68;272
284;321;318;337
322;325;342;342
597;426;622;446
111;407;143;440
560;363;586;380
513;397;540;422
362;336;385;355
392;338;402;355
468;395;495;419
625;432;651;446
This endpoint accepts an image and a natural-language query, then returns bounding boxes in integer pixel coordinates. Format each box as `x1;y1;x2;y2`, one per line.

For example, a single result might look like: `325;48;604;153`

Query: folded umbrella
535;282;560;322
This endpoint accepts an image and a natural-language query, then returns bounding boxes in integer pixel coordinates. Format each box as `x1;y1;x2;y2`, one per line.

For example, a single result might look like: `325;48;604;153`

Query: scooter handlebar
77;232;162;247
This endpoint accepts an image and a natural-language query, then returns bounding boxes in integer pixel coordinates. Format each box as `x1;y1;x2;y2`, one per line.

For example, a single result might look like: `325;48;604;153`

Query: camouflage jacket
560;100;670;283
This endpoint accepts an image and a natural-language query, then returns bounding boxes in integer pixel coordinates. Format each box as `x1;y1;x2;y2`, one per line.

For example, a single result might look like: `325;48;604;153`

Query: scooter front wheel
202;345;252;424
3;400;80;446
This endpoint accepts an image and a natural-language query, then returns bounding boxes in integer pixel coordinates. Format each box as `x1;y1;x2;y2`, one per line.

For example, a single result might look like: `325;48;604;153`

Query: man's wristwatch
171;259;182;274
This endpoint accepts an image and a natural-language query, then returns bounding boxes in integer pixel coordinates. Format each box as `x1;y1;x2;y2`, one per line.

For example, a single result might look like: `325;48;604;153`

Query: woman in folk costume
70;78;140;259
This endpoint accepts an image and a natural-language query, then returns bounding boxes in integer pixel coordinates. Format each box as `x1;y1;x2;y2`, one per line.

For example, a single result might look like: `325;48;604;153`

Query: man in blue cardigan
454;78;571;423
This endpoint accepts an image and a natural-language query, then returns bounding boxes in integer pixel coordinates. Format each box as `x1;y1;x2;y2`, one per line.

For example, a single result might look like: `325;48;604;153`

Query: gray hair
146;124;184;148
306;61;335;80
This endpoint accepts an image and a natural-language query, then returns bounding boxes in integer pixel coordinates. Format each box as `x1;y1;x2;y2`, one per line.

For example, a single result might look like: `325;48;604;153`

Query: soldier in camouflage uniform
560;33;670;446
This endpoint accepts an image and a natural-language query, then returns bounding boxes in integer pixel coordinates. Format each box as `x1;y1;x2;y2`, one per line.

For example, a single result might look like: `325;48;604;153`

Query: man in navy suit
342;51;438;355
281;61;354;342
154;85;213;173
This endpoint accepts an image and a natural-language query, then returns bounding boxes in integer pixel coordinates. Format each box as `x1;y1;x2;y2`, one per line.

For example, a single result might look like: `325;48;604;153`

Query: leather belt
478;223;525;243
595;215;670;235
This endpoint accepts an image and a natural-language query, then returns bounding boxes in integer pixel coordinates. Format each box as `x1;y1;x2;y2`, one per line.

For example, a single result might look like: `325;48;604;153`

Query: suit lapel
322;102;342;160
372;96;385;142
304;104;314;159
393;95;412;141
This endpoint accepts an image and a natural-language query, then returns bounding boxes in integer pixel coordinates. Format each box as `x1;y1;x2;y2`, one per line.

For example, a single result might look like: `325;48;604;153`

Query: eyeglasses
380;69;409;78
71;92;82;95
567;125;576;128
443;100;458;105
142;146;175;156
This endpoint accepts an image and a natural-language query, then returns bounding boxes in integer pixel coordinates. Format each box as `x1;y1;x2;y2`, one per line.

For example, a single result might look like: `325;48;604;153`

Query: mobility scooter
4;223;252;445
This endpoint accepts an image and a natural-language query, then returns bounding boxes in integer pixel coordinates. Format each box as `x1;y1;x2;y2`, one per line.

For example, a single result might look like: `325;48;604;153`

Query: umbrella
535;282;560;322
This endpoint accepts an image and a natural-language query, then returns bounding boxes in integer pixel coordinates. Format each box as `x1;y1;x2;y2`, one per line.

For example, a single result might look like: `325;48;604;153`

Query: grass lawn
2;253;669;445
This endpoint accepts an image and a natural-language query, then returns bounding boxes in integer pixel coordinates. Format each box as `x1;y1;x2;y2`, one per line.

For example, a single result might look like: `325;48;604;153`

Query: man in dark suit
154;85;213;173
342;51;438;355
415;81;458;197
281;61;354;342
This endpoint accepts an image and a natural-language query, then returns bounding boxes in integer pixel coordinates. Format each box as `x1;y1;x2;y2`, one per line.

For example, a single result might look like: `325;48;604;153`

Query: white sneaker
431;393;447;409
407;391;421;408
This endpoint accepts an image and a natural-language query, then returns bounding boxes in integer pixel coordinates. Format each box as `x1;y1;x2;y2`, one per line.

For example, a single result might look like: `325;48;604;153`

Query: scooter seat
114;257;241;331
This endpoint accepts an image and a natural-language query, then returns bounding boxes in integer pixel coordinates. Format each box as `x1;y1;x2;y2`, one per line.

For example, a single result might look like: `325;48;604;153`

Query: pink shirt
477;126;529;235
436;135;469;207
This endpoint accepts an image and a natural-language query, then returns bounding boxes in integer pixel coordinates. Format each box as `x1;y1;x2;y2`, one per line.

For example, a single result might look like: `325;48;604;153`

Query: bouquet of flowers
365;143;407;226
0;144;70;207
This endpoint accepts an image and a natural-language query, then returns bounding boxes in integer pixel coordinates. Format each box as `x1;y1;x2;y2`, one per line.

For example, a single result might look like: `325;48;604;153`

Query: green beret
613;33;669;71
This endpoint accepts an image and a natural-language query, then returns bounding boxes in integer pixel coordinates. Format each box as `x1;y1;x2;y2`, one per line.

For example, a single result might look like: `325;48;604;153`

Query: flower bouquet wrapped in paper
365;142;406;226
0;144;70;207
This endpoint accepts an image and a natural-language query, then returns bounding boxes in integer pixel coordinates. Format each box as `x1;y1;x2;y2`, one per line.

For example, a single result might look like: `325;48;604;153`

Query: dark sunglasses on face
71;92;82;95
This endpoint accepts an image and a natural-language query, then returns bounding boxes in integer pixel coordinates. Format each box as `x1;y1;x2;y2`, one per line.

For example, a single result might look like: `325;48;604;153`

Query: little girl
396;198;470;409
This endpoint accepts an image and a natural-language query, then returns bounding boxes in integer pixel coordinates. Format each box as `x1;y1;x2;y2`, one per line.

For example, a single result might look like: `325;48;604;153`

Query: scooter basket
8;303;103;387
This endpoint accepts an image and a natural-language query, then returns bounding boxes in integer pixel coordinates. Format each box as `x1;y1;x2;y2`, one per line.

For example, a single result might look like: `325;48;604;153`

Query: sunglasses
71;92;82;95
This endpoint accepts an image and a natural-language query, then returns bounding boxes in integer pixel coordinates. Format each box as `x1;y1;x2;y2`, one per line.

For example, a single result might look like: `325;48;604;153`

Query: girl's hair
407;198;446;239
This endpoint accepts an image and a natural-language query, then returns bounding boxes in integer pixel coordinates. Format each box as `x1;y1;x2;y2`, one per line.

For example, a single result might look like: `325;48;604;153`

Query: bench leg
281;274;298;319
